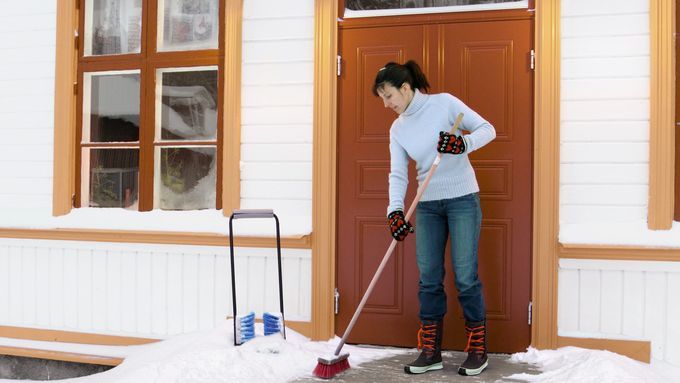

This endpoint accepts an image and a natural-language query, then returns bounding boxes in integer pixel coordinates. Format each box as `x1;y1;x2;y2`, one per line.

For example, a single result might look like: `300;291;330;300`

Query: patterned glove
437;131;466;154
387;210;414;241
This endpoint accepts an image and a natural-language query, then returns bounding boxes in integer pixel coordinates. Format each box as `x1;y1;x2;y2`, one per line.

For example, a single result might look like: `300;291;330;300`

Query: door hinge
528;301;533;325
334;287;340;314
337;55;342;77
529;49;535;70
72;193;76;207
74;29;79;49
73;82;78;94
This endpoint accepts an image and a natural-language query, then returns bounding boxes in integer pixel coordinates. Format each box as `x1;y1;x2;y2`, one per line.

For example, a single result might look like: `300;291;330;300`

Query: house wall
0;2;56;211
0;238;311;338
240;0;314;217
558;259;680;367
0;0;315;340
558;0;680;368
560;0;650;225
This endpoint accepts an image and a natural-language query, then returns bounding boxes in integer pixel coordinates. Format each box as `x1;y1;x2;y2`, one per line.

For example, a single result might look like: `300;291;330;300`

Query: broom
312;113;465;379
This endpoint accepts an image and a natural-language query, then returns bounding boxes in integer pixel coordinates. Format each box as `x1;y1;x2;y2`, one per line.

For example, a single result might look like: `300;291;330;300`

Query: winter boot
404;320;443;374
458;319;488;376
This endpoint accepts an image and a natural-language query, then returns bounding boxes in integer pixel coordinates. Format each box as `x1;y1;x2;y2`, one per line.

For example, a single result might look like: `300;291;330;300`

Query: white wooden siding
560;0;650;225
0;238;311;338
559;259;680;367
240;0;314;219
0;1;55;210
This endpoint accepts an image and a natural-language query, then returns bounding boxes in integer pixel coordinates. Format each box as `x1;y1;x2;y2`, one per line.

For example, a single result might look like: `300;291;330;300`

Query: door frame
311;0;561;349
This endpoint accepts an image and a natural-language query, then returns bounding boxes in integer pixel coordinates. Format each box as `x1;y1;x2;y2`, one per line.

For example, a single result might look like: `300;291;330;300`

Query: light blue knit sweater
387;89;496;215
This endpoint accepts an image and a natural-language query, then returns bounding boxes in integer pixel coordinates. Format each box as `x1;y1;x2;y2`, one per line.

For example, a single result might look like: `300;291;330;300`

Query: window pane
85;0;142;56
82;148;139;208
346;0;523;10
83;71;140;142
158;0;219;52
157;67;218;141
154;146;216;210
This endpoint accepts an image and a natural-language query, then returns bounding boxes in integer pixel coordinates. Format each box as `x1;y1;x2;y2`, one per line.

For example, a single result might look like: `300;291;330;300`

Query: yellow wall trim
0;346;123;366
0;321;313;366
0;228;311;249
53;0;78;216
532;0;561;350
0;326;157;346
561;243;680;262
648;0;676;230
311;0;338;341
221;0;243;216
557;336;651;363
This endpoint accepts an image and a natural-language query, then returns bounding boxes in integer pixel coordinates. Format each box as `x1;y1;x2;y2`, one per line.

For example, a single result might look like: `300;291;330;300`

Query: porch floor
294;348;540;382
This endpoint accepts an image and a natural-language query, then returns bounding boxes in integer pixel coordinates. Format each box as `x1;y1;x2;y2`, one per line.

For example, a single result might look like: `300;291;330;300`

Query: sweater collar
401;89;427;116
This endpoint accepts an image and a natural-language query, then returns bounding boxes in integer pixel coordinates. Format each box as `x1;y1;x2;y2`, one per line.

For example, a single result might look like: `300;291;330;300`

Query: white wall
560;0;650;225
240;0;314;218
0;238;311;338
559;259;680;367
0;1;56;210
0;0;316;340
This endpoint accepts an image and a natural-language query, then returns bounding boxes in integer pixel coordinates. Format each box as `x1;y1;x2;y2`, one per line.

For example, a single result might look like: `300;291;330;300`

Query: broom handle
334;113;464;357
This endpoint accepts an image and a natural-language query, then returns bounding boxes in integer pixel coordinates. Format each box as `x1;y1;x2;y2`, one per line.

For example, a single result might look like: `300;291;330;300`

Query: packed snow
1;324;679;382
509;346;679;383
0;321;407;383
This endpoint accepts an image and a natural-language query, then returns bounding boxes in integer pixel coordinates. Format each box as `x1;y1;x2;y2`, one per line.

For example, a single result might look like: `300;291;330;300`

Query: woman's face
377;83;413;115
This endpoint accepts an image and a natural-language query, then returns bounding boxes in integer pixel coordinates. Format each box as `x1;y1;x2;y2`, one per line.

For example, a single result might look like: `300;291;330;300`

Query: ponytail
372;60;430;96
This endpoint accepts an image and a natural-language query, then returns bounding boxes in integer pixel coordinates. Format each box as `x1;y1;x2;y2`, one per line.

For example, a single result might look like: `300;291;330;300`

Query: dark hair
372;60;430;96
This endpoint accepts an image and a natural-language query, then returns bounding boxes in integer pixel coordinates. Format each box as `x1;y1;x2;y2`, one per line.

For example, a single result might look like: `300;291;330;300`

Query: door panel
337;12;533;353
336;24;423;347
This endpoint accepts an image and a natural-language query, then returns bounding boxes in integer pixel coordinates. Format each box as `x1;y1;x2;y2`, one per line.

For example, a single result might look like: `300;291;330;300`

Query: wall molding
560;243;680;262
0;346;122;366
52;0;78;216
532;0;561;350
0;228;311;249
311;0;338;341
0;321;313;366
648;0;676;230
557;336;651;363
221;0;243;216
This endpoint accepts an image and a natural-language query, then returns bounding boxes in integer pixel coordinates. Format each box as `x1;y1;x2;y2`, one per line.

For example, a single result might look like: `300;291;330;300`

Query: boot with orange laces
458;320;488;376
404;320;443;374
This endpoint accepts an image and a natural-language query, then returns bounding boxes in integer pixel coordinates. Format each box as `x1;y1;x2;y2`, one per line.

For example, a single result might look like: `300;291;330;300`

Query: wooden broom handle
334;112;464;356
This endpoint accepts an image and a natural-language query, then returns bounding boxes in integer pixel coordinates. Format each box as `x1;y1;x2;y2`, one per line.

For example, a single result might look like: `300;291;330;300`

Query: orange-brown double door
336;12;534;353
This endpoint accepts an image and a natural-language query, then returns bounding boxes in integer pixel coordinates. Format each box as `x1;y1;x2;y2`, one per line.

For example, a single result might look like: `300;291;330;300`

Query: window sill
0;208;312;248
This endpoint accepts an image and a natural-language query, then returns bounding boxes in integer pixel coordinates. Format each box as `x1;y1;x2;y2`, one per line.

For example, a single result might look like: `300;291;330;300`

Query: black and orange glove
437;131;466;154
387;210;414;241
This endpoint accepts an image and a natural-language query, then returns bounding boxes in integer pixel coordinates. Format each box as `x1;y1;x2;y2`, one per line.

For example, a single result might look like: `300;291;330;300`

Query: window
77;0;223;211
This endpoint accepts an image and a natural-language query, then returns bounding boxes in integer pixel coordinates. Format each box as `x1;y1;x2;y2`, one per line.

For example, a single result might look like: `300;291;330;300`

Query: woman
373;61;495;376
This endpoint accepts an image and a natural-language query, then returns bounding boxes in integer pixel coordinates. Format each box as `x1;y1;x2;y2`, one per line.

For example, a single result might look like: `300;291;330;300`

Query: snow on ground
0;321;406;383
1;326;679;382
508;346;679;383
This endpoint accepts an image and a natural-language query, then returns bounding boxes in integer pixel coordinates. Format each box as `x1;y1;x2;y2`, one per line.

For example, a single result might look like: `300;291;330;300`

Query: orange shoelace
417;323;438;351
464;324;486;354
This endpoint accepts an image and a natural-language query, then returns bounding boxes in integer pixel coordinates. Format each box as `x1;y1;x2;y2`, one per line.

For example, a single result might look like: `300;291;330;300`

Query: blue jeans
415;192;485;322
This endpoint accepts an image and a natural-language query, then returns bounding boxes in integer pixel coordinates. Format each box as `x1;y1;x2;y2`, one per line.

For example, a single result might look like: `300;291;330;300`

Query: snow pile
508;346;676;383
0;321;406;383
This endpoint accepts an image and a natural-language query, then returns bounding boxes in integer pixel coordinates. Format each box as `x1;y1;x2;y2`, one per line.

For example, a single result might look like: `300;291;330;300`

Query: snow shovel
229;209;287;345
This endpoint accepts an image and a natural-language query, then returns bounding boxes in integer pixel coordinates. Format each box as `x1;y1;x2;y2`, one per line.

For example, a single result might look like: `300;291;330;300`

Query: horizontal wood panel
0;228;311;249
557;336;650;363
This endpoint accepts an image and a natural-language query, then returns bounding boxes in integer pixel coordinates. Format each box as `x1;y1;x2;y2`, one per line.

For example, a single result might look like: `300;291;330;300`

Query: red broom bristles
312;357;350;379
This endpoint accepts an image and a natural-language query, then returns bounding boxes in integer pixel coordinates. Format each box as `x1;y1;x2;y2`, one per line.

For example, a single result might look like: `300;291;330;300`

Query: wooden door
336;10;533;353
